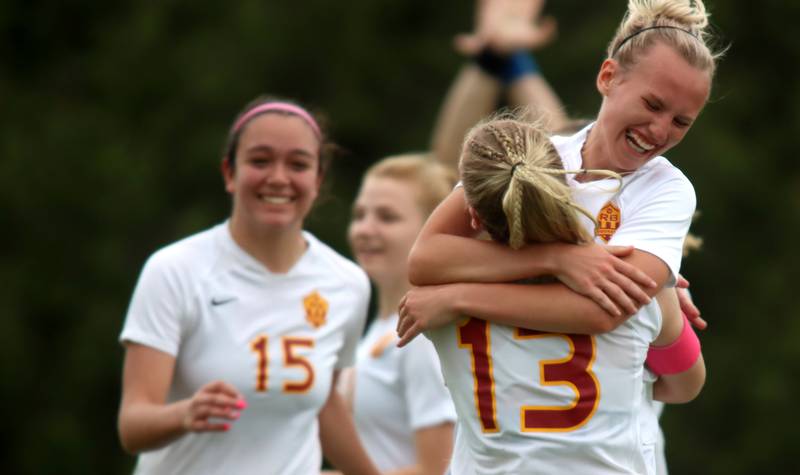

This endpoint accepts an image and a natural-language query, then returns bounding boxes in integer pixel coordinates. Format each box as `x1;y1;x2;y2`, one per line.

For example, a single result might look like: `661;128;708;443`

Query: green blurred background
2;1;798;473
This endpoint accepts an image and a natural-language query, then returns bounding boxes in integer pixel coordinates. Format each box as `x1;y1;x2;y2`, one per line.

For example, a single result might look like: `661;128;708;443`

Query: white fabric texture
351;313;456;472
120;223;370;475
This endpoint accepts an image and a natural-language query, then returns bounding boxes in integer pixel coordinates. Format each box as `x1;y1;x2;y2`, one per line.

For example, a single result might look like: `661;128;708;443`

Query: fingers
588;288;622;318
609;272;652;307
397;323;422;348
687;314;708;330
597;281;637;316
604;245;635;258
203;380;245;401
677;287;705;330
185;381;247;433
613;258;657;289
676;274;690;289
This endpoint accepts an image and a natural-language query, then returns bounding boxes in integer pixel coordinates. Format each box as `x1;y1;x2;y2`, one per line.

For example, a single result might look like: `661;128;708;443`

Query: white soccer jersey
351;313;456;472
427;124;695;474
119;223;370;475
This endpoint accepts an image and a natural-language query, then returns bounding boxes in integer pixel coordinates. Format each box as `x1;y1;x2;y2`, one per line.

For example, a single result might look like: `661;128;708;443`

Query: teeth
261;196;291;204
626;130;655;153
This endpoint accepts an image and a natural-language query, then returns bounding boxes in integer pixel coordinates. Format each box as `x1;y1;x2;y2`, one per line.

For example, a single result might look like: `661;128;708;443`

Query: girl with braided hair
397;0;721;472
416;117;704;474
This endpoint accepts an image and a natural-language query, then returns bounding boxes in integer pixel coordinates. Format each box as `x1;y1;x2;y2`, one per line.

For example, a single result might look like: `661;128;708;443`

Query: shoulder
631;157;695;200
550;123;592;170
304;232;370;293
143;224;223;277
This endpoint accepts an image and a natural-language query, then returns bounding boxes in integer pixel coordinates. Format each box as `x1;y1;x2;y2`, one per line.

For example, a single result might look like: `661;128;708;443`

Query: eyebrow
245;144;315;158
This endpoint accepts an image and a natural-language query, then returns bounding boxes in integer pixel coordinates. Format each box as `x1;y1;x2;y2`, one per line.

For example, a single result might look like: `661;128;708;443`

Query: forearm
653;354;706;403
449;282;623;334
118;399;189;454
408;234;560;286
319;390;379;475
430;64;500;169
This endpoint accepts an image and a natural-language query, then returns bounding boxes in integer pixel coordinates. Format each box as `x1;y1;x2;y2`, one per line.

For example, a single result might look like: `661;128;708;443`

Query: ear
467;206;483;232
596;58;619;96
221;157;235;194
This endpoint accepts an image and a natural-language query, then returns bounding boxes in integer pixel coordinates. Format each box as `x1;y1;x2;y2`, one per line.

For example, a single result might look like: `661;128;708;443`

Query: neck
577;122;613;182
376;278;411;320
228;218;307;273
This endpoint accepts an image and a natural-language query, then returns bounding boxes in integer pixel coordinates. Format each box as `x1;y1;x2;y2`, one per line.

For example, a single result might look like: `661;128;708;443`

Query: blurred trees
1;1;797;473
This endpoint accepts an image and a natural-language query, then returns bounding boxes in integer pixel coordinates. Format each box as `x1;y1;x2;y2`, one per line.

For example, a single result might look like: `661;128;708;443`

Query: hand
677;275;706;330
397;285;461;347
182;380;246;432
552;243;656;317
455;0;558;55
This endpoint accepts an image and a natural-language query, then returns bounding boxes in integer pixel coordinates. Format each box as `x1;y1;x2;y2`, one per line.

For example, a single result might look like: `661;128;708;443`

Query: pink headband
231;102;321;138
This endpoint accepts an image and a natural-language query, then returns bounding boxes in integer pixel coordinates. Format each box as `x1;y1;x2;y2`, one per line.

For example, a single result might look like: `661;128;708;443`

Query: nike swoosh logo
211;296;237;306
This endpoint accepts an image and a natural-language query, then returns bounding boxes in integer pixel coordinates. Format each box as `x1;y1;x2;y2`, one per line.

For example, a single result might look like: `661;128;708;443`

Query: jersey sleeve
609;173;696;286
335;272;371;370
119;250;192;356
401;336;457;430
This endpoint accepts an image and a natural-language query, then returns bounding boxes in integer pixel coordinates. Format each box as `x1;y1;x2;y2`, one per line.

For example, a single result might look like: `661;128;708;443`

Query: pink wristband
646;312;701;376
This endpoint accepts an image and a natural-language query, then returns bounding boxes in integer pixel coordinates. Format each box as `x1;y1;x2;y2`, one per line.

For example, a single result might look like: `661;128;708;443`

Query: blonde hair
364;153;458;218
460;117;621;249
682;211;703;257
608;0;724;78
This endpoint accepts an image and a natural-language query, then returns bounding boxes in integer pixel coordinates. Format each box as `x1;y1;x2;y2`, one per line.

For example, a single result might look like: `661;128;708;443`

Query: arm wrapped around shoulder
646;312;701;376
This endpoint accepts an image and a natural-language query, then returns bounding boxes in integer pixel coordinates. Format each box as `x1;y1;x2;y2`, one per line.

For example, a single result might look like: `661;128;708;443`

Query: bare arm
319;371;380;475
385;423;454;475
651;289;706;403
430;64;500;170
117;343;244;453
408;188;655;313
508;74;569;132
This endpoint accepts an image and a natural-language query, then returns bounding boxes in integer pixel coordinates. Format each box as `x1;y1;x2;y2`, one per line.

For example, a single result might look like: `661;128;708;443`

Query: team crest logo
303;290;329;329
596;202;621;243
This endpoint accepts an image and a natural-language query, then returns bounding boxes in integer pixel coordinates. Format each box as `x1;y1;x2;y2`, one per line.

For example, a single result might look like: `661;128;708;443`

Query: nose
649;115;671;145
266;162;290;185
350;213;377;240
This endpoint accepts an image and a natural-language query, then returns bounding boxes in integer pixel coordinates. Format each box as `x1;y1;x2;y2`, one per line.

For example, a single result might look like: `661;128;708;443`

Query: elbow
584;309;623;334
118;428;141;455
407;245;431;286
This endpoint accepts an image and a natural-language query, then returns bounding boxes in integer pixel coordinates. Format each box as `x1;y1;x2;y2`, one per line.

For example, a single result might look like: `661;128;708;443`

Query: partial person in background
337;156;458;475
117;97;379;475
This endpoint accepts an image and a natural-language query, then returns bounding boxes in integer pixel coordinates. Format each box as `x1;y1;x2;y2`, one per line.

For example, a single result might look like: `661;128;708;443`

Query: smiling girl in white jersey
396;0;721;473
117;97;379;475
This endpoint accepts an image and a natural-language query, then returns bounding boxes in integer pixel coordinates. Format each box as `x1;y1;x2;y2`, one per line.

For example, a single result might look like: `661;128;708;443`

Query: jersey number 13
457;318;600;433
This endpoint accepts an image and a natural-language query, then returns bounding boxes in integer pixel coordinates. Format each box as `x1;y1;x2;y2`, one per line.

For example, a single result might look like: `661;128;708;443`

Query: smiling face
223;113;322;235
587;42;711;173
348;176;426;289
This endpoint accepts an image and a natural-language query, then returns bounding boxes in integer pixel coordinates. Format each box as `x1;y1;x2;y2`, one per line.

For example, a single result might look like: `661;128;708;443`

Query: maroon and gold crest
596;202;621;243
303;290;329;328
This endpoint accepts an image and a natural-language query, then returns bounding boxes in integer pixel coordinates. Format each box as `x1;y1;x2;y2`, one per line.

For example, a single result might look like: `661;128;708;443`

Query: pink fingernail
223;423;231;431
235;399;247;409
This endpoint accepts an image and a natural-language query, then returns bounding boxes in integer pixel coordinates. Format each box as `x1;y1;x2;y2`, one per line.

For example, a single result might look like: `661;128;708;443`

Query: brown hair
223;95;337;176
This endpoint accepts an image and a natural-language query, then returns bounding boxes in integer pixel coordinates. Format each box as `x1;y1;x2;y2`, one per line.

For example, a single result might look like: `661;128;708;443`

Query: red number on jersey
515;329;600;432
458;319;599;433
458;318;499;432
250;335;316;393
